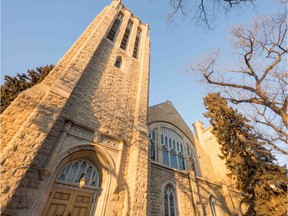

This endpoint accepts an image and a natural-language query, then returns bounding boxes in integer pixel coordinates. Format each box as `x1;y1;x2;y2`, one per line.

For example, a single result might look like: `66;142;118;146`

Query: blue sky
1;0;282;130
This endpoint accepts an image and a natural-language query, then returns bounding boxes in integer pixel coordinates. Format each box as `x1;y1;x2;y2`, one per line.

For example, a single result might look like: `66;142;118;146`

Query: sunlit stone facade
0;1;243;215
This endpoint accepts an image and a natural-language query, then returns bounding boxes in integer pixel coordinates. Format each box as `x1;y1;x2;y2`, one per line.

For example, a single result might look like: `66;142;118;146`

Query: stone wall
1;1;150;215
193;121;236;187
150;162;195;216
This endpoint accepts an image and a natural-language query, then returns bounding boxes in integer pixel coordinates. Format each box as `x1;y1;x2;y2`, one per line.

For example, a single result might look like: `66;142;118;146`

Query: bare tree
190;10;288;155
168;0;255;28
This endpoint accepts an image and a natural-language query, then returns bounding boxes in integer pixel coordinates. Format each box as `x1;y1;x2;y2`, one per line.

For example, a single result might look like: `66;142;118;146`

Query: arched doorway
43;159;99;216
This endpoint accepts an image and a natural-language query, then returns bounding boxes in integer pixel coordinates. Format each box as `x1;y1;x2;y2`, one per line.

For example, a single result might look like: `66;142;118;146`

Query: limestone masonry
1;0;244;215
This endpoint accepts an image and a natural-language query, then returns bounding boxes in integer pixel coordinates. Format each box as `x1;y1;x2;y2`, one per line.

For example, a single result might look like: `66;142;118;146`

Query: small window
107;14;123;42
114;56;122;69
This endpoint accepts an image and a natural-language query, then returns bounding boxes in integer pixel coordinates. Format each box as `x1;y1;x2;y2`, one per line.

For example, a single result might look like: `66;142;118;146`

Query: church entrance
43;187;94;216
43;159;100;216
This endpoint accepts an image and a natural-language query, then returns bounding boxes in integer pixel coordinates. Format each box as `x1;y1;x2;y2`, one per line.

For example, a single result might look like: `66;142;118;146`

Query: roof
148;100;195;144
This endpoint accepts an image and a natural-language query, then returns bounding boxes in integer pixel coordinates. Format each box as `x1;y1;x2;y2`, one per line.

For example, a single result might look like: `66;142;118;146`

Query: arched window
56;159;100;188
164;185;177;216
107;13;123;42
209;196;217;216
160;128;185;170
149;129;156;161
114;56;122;69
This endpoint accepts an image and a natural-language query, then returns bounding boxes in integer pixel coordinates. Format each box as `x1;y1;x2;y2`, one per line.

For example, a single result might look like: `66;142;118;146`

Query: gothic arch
36;144;117;216
160;180;179;216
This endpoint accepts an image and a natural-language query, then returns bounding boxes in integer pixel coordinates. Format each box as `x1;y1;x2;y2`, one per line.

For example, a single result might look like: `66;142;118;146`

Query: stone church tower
1;0;150;215
1;1;246;215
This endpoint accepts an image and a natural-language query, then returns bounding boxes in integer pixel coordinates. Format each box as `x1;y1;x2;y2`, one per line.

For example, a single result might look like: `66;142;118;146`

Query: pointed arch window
120;21;133;50
107;13;123;42
114;56;122;69
209;196;217;216
56;159;99;188
164;185;177;216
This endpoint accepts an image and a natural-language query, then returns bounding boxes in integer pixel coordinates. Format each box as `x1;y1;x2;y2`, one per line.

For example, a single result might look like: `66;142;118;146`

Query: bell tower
1;0;150;215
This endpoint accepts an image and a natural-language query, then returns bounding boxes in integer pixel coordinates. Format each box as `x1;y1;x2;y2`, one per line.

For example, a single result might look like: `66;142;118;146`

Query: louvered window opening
120;22;133;50
133;30;141;58
107;14;123;42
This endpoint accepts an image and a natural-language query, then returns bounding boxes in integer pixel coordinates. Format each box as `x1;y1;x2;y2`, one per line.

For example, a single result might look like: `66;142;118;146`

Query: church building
1;0;244;215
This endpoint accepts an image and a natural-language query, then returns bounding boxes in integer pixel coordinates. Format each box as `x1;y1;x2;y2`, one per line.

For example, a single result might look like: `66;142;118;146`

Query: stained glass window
178;155;185;170
160;128;185;170
163;146;169;166
57;160;99;188
164;185;177;216
170;150;177;169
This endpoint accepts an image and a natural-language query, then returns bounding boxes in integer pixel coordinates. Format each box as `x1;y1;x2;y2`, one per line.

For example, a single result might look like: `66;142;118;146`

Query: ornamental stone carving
97;135;120;150
69;125;94;141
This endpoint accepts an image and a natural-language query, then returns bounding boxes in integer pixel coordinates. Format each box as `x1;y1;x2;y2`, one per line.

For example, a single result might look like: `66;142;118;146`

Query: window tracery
161;128;185;170
164;185;177;216
56;160;99;188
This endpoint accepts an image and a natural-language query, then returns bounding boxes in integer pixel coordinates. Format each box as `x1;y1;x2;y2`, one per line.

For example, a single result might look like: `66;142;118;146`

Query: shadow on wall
189;175;238;216
149;163;237;216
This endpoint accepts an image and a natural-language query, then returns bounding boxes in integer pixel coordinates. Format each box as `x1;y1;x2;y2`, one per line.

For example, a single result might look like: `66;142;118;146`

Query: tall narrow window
107;14;123;42
209;196;217;216
163;146;169;166
170;150;177;169
178;155;185;170
164;185;177;216
133;29;141;58
120;21;133;50
149;129;156;161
